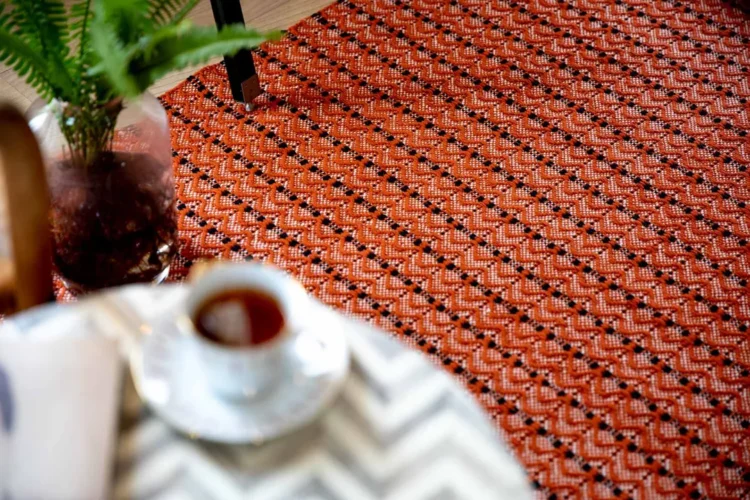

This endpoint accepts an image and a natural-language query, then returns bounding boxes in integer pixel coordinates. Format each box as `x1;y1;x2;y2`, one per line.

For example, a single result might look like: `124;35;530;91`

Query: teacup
178;262;309;400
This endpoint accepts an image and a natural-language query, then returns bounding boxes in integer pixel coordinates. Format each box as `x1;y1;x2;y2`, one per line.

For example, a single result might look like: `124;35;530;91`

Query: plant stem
57;100;121;168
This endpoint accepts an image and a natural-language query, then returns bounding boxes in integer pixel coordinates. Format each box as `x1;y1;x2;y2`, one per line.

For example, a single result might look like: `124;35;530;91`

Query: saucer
129;303;350;444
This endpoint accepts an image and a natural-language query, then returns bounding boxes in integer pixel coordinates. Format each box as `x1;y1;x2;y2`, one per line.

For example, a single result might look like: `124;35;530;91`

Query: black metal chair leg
210;0;262;104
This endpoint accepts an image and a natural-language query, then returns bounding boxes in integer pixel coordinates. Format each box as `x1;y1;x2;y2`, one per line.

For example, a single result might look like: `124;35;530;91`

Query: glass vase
27;93;177;291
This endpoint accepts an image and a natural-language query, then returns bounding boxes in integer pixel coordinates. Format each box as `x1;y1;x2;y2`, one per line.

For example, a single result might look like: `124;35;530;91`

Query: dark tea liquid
194;289;285;346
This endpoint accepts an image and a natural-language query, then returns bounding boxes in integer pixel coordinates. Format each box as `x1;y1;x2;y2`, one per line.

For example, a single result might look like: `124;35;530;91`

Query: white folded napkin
0;309;123;500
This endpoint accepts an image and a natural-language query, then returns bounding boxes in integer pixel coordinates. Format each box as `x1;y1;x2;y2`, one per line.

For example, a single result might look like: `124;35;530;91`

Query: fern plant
0;0;279;167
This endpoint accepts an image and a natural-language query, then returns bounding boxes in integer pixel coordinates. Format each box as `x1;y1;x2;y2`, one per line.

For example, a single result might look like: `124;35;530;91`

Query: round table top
7;284;532;500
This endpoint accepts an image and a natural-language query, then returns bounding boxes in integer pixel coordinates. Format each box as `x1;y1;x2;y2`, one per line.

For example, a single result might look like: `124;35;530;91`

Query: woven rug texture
158;0;750;497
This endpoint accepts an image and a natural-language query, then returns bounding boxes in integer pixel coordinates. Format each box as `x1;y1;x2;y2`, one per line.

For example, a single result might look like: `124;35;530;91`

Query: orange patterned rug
158;0;750;497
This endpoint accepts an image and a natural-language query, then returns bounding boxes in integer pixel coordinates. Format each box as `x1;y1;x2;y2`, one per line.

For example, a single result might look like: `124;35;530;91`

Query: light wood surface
0;0;331;111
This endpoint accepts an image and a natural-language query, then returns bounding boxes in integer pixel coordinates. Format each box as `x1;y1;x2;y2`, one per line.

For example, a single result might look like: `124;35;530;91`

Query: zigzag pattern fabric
156;0;750;497
109;288;531;499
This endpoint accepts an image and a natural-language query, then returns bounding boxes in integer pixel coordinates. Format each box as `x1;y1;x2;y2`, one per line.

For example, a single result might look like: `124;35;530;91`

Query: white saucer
129;303;350;444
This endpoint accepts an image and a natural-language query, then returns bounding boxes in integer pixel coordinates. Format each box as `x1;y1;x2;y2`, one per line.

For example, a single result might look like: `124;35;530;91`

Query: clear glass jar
27;93;177;291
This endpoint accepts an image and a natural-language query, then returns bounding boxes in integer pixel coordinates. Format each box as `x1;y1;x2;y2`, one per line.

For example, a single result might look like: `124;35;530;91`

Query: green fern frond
89;17;140;98
6;0;75;99
135;24;278;97
142;24;278;69
69;0;93;93
3;0;281;168
94;0;152;45
7;0;68;48
0;26;58;100
0;4;12;31
148;0;193;28
91;16;280;98
165;0;199;26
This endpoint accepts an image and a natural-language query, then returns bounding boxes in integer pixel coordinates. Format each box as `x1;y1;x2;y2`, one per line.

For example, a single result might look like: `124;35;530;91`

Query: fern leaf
6;0;75;100
68;0;105;105
88;17;140;98
93;0;151;45
91;22;280;98
148;0;192;27
8;0;67;48
0;5;12;31
0;26;58;99
166;0;199;26
69;0;92;69
129;25;280;96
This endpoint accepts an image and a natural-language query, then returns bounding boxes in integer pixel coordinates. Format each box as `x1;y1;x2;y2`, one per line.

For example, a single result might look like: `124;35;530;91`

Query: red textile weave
158;0;750;497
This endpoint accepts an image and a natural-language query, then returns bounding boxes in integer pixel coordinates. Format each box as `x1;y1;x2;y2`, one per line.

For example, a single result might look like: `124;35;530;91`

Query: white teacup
179;262;310;400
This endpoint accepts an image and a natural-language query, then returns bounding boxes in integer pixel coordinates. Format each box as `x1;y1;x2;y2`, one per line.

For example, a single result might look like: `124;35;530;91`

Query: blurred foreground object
0;317;123;499
0;105;53;314
124;285;534;499
1;283;534;499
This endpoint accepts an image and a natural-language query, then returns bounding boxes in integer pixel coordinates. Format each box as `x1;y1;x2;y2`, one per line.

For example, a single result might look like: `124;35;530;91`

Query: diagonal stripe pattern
152;0;750;497
109;287;531;500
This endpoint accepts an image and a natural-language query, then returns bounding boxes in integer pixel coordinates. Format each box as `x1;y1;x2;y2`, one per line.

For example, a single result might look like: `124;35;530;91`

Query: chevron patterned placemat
96;285;530;500
157;0;750;497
